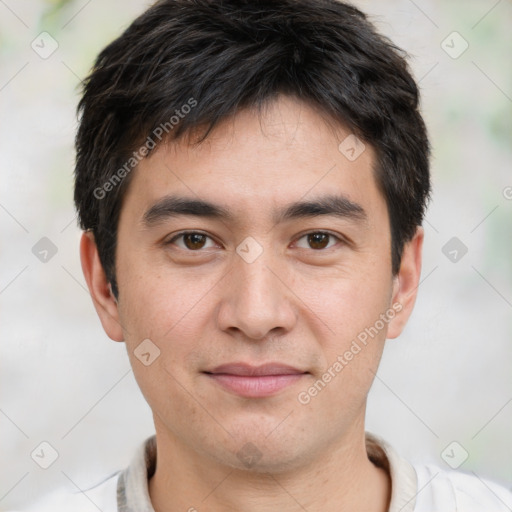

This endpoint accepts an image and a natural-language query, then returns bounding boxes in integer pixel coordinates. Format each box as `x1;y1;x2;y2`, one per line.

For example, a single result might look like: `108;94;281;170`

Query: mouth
203;362;309;398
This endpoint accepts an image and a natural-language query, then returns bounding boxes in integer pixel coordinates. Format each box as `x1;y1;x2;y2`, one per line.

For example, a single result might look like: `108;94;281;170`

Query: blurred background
1;0;511;509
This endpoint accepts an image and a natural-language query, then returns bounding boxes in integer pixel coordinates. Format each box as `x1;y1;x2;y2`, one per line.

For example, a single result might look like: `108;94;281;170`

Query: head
77;0;430;472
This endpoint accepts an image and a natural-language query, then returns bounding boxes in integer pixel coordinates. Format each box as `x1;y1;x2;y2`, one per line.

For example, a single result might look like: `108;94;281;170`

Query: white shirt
15;433;512;511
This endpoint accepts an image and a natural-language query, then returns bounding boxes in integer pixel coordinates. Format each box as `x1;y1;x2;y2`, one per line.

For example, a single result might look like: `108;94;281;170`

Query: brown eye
183;233;207;250
308;233;329;249
168;232;216;251
295;231;340;250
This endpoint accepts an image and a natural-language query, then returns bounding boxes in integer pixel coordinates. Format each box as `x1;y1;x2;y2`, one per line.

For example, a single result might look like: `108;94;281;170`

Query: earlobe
386;227;424;339
80;231;124;342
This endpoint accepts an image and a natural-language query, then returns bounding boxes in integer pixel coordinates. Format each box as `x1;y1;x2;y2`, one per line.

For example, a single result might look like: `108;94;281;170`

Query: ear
80;231;124;342
387;227;424;339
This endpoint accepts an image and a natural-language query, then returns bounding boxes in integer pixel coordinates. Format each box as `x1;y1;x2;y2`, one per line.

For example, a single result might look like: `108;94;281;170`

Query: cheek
117;269;217;409
299;267;393;399
300;269;393;343
117;253;216;340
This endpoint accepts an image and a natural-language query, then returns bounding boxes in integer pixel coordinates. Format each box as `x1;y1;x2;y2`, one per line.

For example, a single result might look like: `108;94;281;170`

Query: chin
206;423;315;475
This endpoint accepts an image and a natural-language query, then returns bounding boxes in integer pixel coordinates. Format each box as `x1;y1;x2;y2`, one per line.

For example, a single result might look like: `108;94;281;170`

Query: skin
81;95;423;512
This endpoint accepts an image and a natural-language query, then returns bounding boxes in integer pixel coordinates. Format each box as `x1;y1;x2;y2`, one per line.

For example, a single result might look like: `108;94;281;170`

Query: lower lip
205;373;305;397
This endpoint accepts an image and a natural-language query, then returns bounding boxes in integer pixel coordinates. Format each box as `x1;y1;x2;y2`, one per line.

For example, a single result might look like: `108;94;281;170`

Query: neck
148;421;391;512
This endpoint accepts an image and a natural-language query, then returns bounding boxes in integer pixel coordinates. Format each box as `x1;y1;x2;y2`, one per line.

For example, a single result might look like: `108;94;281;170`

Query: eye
294;231;341;250
166;231;217;251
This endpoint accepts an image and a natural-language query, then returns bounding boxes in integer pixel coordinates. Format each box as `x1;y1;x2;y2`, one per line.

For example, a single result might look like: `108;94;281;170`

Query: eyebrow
142;194;367;227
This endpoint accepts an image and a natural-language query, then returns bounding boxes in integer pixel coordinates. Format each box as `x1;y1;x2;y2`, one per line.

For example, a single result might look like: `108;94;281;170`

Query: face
82;95;422;473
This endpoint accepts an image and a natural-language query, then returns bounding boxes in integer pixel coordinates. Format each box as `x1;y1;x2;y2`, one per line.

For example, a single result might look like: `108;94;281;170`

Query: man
23;0;512;510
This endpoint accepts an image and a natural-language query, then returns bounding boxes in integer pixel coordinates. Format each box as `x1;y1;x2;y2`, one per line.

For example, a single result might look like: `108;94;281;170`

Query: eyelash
165;230;344;251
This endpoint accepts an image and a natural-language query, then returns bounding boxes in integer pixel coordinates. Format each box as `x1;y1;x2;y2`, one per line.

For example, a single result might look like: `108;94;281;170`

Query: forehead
120;96;386;226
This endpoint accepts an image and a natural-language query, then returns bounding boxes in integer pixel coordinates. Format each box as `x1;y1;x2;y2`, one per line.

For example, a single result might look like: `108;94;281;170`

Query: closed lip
204;362;308;376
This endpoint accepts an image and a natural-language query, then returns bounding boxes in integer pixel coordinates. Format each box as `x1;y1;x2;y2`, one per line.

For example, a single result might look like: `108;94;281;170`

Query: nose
216;249;297;341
